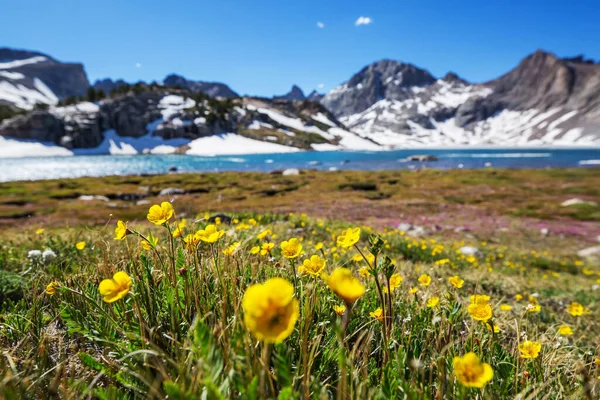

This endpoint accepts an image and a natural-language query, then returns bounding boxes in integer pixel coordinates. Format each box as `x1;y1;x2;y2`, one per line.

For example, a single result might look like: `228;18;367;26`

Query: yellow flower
558;325;573;336
567;302;584;317
384;274;403;293
184;233;199;247
36;228;45;235
257;229;272;240
595;357;600;366
370;307;384;322
333;304;346;316
427;296;440;308
242;278;299;343
141;240;153;251
315;242;324;250
448;275;464;289
114;220;129;240
359;266;371;278
499;304;512;311
470;295;491;305
336;227;361;248
299;255;326;277
195;225;225;244
408;287;418;294
515;294;523;302
352;253;364;263
98;272;132;303
75;241;86;250
46;281;60;295
453;352;494;388
527;304;541;313
250;245;260;255
485;322;500;333
260;242;275;256
223;242;241;256
468;303;493;322
280;238;303;259
147;202;174;225
418;274;432;287
519;340;542;359
172;219;187;238
326;268;365;305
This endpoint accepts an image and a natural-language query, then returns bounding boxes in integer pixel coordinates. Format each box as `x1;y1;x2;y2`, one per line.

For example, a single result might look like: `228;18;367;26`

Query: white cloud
316;21;325;29
317;83;325;89
135;63;142;68
355;16;372;26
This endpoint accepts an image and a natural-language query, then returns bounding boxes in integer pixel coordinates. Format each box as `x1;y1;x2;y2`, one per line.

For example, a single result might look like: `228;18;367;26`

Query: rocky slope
321;51;600;146
0;48;89;110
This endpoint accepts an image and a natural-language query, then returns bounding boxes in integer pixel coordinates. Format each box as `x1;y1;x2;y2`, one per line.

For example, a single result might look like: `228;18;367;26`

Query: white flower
42;249;57;264
28;250;42;260
432;316;441;325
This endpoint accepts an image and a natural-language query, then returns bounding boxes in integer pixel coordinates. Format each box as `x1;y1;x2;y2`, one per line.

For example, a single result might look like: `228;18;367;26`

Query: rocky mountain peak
307;90;324;102
321;59;436;117
274;85;306;101
442;72;468;85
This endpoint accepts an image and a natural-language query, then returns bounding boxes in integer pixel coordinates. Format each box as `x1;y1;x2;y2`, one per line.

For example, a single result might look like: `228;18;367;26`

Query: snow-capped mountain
0;88;377;157
321;51;600;146
1;47;599;154
0;48;89;110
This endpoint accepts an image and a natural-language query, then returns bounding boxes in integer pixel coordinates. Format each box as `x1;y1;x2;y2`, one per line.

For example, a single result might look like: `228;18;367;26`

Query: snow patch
186;133;300;156
0;56;47;69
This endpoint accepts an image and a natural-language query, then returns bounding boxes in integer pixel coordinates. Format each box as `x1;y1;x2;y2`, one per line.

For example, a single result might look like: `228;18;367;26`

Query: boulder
577;245;600;260
282;168;300;176
159;188;186;196
406;155;439;162
459;246;481;256
561;198;598;207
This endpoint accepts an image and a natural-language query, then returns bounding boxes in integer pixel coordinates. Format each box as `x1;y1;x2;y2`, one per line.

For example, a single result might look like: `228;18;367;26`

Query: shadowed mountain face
163;74;238;98
321;52;600;146
0;48;89;109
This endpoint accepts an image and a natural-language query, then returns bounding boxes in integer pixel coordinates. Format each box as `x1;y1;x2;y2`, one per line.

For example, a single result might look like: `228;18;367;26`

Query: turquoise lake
0;148;598;182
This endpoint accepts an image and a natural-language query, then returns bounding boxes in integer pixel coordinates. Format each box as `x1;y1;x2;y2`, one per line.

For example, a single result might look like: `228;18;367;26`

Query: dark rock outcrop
163;74;238;98
274;85;306;101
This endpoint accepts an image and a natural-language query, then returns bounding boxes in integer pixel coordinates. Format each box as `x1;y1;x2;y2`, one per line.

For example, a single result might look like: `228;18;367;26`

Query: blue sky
2;0;600;97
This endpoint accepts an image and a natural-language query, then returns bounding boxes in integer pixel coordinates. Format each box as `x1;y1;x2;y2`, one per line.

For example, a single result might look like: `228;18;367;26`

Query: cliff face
0;48;89;110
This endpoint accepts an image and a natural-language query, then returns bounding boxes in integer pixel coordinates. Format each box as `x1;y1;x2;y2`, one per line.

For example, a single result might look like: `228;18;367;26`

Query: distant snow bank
186;133;300;156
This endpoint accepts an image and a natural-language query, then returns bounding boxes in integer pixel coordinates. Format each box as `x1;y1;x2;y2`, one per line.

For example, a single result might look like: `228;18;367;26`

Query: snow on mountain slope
323;54;600;147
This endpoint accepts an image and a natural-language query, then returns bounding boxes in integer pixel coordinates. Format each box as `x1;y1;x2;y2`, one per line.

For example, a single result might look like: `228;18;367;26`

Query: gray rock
577;245;600;260
159;188;186;196
78;195;110;201
459;246;481;256
561;198;598;207
406;155;439;162
282;168;300;176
